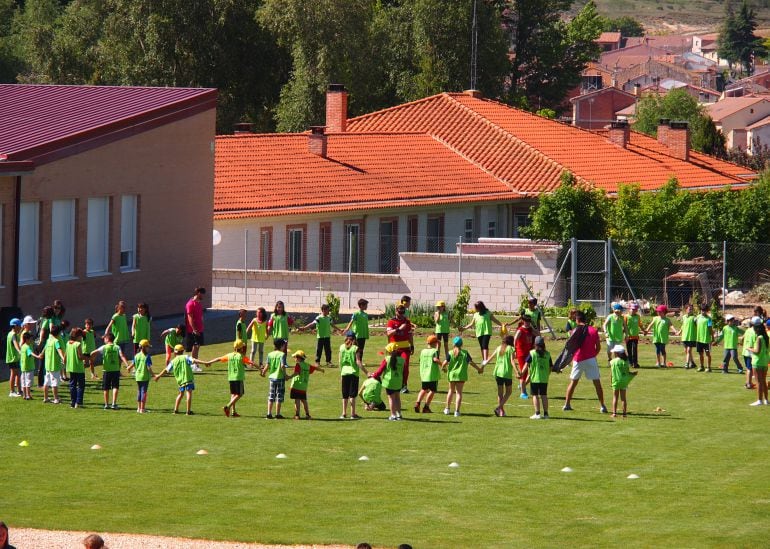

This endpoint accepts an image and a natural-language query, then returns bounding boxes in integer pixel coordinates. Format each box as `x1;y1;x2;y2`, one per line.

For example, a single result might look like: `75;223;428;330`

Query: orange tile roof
706;96;769;122
348;92;754;193
214;132;518;219
597;32;621;43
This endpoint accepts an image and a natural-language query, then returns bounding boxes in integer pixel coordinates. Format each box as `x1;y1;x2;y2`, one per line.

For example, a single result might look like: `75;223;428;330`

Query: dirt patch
8;528;352;549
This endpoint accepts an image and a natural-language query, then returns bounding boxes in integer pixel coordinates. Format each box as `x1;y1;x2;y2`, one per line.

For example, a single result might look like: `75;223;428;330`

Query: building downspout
12;175;21;308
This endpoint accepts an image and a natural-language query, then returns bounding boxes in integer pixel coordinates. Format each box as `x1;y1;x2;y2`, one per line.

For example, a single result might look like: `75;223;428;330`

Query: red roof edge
6;89;217;166
0;160;35;174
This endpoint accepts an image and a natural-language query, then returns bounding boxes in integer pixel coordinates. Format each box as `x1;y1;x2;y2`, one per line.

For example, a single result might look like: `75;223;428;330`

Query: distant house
213;87;755;275
706;96;770;150
596;32;622;52
0;85;217;322
570;87;636;129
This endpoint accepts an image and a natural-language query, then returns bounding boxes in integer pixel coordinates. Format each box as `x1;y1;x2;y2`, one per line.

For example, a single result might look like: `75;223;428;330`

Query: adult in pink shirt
563;310;607;413
185;287;206;362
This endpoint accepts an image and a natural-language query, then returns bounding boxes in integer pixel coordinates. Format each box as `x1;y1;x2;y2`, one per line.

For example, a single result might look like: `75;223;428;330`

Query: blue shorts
178;382;195;392
654;343;666;354
744;356;753;371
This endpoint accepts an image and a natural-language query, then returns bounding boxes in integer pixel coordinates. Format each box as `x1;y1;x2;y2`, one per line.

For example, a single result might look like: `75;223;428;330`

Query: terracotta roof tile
706;96;769;122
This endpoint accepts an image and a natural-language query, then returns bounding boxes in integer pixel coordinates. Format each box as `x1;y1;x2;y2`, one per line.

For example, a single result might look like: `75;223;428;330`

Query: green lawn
1;323;765;548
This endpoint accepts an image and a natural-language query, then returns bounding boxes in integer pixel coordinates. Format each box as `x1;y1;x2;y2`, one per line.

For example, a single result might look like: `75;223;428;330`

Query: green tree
717;1;740;68
633;88;726;156
599;15;644;40
734;0;767;74
0;0;21;82
522;171;609;241
505;0;602;110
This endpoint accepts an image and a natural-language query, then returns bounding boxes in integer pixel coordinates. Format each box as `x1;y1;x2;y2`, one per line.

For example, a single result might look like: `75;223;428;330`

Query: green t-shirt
351;310;369;340
528;349;552;384
680;314;696;342
361;377;382;405
133;313;150;344
722;325;743;350
133;351;152;382
474;311;492;337
339;344;360;376
266;349;287;380
82;330;97;354
435;311;450;334
100;342;121;372
625;314;642;337
526;308;541;328
419;348;440;382
111;313;130;345
743;328;757;357
235;320;247;343
164;330;180;348
651;316;671;344
605;313;625;341
270;314;289;340
695;314;712;344
492;345;514;380
290;360;315;392
447;349;471;382
226;351;246;382
5;330;19;364
19;344;35;373
610;357;634;390
65;340;84;374
752;335;769;369
44;336;63;372
170;355;194;386
315;315;332;339
380;356;404;391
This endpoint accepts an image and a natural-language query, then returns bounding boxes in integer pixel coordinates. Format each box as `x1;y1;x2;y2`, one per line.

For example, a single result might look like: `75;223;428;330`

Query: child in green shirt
43;324;66;404
526;336;553;419
645;305;679;368
131;303;151;355
160;324;185;366
486;334;518;417
235;309;248;345
288;349;324;419
300;304;335;368
680;304;697;369
339;332;367;419
414;335;441;414
65;328;87;408
200;339;254;418
6;318;22;398
433;301;451;360
154;344;206;415
83;318;98;380
694;303;714;372
344;299;370;363
441;336;482;417
718;315;744;374
609;344;637;418
18;332;42;400
127;339;155;413
261;338;294;419
359;376;385;411
91;332;130;410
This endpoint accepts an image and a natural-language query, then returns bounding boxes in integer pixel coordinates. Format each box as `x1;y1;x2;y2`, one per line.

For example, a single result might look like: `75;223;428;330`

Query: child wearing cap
199;339;253;417
414;335;441;413
718;315;744;374
603;304;627;364
18;332;42;400
127;339;155;413
486;334;517;417
609;344;637;417
65;328;87;408
680;304;697;369
6;318;22;398
91;332;130;410
434;301;451;359
625;303;643;368
154;344;204;415
261;338;294;419
741;317;761;389
694;303;714;372
645;305;678;368
299;303;335;368
527;336;553;419
339;332;367;419
372;342;406;420
289;349;324;419
359;376;386;411
344;299;369;363
442;336;482;417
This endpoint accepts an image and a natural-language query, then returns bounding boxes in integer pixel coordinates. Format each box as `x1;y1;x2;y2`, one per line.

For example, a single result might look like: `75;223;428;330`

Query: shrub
326;293;340;324
452;285;471;330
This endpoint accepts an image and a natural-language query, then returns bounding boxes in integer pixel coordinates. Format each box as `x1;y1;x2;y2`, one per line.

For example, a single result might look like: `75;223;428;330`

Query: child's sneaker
103;404;110;410
52;399;61;404
722;367;728;374
413;404;421;413
562;404;573;411
697;367;705;372
542;413;549;419
339;414;346;420
530;413;541;420
223;406;230;417
388;415;397;421
43;398;52;404
275;414;285;419
266;414;274;419
750;400;764;406
422;405;432;413
600;405;608;413
738;368;745;374
443;408;450;415
453;411;461;417
111;404;119;410
519;392;529;399
706;367;712;373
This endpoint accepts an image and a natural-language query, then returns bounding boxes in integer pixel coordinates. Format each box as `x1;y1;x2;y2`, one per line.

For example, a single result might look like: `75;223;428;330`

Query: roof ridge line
347;93;452;124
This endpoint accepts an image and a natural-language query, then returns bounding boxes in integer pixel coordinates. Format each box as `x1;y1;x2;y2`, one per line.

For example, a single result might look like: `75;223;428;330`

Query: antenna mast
470;0;478;90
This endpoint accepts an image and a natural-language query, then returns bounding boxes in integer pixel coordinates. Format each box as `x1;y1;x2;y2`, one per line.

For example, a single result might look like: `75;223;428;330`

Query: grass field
1;322;766;548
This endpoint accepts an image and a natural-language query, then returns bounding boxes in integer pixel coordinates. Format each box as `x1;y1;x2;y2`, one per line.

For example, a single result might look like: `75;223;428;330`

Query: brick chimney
465;89;483;98
233;122;253;134
308;126;327;158
657;118;670;147
326;84;348;133
608;120;630;149
667;121;690;161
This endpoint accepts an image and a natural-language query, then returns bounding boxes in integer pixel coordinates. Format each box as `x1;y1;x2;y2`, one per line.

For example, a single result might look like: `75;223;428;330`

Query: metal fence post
347;231;353;309
570;237;577;304
605;238;612;315
458;236;463;293
722;240;727;315
243;228;248;305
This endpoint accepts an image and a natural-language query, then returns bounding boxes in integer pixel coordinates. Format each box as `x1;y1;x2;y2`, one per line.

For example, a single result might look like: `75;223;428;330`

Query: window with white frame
287;228;303;271
18;201;39;283
120;195;137;271
51;199;76;279
87;197;110;275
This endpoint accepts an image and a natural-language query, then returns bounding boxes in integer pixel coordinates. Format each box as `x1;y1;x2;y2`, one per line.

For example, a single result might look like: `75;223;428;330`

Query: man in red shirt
185;287;206;370
563;310;607;413
387;305;414;393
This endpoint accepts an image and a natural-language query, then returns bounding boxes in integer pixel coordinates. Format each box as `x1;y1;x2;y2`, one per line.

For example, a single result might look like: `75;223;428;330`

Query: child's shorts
654;343;666;355
495;376;513;387
290;388;306;401
229;380;244;396
696;342;711;353
682;340;696;348
21;371;34;388
421;381;438;391
435;333;449;343
8;362;19;371
137;380;149;402
341;374;359;399
102;371;120;390
530;382;548;396
178;382;195;392
268;378;285;402
477;334;491;350
744;356;753;370
43;371;61;387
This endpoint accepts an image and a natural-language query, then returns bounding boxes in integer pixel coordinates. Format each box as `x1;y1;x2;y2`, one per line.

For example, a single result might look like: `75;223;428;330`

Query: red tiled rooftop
0;84;217;166
597;32;621;43
214;133;518;219
706;96;769;122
